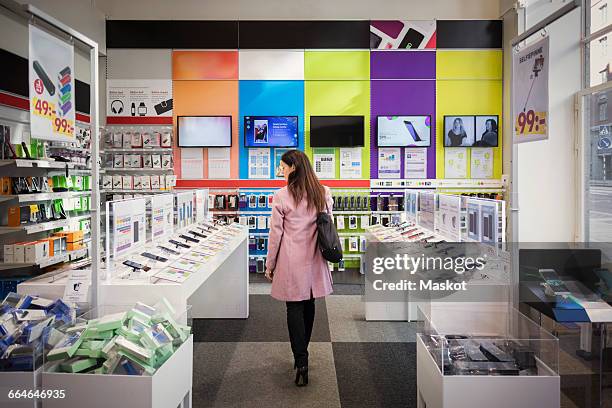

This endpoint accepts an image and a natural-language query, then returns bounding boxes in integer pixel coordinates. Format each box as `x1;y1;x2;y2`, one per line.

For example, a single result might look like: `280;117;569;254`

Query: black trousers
286;298;315;368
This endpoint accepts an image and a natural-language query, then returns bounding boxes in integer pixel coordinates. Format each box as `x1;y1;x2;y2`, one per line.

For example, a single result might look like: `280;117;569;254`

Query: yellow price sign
31;97;56;120
515;110;547;136
52;116;75;137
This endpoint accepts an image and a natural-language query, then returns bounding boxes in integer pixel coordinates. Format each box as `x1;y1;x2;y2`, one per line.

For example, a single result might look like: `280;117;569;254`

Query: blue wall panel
239;80;305;179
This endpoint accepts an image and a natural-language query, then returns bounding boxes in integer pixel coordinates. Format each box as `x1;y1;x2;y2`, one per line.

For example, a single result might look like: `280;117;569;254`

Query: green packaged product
46;330;85;361
101;337;118;359
82;327;115;340
117;326;141;342
87;312;127;332
60;357;99;373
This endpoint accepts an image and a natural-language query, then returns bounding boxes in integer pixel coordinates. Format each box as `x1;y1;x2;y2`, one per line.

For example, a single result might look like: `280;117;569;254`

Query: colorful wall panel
304;51;370;80
370;51;436;180
238;80;305;179
238;50;304;80
172;50;238;80
436;50;503;179
305;80;370;179
172;80;239;179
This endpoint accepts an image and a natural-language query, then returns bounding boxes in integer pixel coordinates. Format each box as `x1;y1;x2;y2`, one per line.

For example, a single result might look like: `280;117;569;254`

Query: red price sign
32;97;56;120
515;110;547;136
53;117;74;136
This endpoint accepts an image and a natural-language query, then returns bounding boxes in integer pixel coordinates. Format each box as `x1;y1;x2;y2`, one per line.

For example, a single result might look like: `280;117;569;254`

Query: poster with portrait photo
474;116;499;147
444;116;475;147
254;120;269;144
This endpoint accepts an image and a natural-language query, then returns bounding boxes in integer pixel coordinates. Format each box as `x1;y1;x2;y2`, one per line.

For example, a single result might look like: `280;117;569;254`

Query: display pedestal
17;230;249;319
42;336;193;408
1;368;41;408
416;336;559;408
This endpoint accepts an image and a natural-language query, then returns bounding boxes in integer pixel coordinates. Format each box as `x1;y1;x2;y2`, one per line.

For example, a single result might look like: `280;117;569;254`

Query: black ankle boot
295;366;308;386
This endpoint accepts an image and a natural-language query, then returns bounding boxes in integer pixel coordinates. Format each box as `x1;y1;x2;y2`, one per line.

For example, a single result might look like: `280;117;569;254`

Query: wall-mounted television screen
244;116;299;148
377;115;431;147
474;115;499;147
310;116;365;147
443;116;475;147
177;116;232;147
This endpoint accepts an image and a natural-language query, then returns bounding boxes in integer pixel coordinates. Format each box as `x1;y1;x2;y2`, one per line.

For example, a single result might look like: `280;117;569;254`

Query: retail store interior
0;0;611;407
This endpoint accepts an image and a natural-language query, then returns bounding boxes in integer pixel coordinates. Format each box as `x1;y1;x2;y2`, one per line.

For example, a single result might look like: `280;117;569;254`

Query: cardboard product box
114;154;124;168
122;175;133;190
25;241;49;263
131;132;143;148
160;131;172;147
150;175;160;190
1;177;11;195
4;244;14;263
112;132;123;148
142;176;151;190
13;243;26;263
54;231;83;252
143;132;160;148
112;175;123;190
151;155;162;169
102;175;113;190
162;155;173;169
122;132;132;148
143;154;153;168
160;176;166;190
166;175;176;188
133;176;142;190
130;154;142;168
70;176;83;191
83;175;92;191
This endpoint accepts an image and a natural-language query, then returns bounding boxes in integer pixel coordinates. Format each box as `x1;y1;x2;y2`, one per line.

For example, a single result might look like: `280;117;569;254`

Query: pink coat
266;186;334;302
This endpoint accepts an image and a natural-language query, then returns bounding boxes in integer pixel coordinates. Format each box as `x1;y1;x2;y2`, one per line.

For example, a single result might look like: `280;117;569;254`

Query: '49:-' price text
32;97;75;137
515;110;547;136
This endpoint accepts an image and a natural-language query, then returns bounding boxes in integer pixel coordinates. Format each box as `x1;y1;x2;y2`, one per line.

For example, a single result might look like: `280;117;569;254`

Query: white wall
16;0;106;54
516;8;582;242
96;0;500;20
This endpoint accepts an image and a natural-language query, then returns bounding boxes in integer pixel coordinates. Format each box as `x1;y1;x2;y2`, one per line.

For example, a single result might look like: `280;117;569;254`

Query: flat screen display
244;116;298;148
474;115;499;147
177;116;232;147
310;116;365;147
444;116;475;147
377;116;431;147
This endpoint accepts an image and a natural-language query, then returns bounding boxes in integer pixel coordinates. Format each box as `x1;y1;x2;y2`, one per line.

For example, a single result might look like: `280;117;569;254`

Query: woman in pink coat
265;150;333;387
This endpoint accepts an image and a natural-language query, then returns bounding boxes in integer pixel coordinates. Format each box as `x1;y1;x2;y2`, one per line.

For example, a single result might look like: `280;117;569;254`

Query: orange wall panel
173;80;239;179
172;51;238;80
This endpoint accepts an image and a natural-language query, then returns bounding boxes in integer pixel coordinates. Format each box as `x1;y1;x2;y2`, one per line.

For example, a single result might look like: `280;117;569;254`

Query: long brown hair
281;150;326;212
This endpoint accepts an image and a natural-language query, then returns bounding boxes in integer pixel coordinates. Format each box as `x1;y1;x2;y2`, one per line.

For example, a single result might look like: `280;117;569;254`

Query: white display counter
18;227;249;319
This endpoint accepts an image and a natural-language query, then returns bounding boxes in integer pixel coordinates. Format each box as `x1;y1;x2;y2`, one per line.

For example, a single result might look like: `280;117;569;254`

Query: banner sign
107;79;173;118
29;24;76;141
513;37;549;143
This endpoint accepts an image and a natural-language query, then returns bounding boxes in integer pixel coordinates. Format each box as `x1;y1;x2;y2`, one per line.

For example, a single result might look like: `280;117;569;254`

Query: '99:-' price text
32;97;74;137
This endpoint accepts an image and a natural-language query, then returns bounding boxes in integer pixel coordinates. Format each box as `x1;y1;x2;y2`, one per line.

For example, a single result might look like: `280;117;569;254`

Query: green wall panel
305;51;370;80
305;80;370;178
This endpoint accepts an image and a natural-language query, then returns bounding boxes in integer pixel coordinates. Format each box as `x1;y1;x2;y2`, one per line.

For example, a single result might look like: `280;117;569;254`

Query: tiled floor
192;290;417;408
192;284;610;407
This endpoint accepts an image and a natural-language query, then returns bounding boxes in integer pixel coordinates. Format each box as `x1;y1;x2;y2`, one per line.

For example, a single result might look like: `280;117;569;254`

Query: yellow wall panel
437;50;503;80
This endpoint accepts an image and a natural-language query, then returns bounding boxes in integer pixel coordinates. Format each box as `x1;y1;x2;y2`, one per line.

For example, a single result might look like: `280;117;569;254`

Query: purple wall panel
371;51;436;80
370;80;436;179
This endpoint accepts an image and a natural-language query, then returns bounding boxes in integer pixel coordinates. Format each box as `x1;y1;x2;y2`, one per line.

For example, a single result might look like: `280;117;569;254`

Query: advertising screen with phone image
310;116;365;147
177;116;232;147
244;116;298;148
444;116;476;147
377;116;431;147
474;116;499;147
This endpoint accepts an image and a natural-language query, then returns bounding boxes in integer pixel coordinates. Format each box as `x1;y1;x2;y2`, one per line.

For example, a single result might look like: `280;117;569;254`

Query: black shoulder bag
316;204;343;263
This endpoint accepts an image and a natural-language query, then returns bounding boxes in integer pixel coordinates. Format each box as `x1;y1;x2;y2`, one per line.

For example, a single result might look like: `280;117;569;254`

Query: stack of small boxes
0;293;77;371
45;299;190;376
4;230;83;265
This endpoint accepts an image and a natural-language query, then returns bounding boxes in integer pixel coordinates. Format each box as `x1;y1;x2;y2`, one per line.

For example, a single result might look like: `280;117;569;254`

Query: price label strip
31;97;74;137
515;110;547;137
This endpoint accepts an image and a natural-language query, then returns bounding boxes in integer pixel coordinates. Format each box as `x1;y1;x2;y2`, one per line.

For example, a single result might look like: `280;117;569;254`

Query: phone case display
239;189;274;271
331;190;371;272
465;197;505;247
435;194;463;242
208;189;240;225
0;120;93;279
370;191;405;227
101;125;174;198
416;305;559;408
0;293;77;372
43;299;190;376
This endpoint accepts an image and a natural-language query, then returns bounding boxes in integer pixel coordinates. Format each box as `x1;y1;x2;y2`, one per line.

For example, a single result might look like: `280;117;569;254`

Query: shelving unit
0;106;95;290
